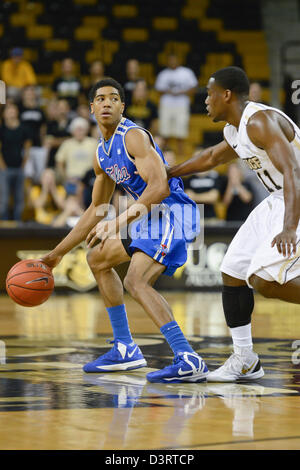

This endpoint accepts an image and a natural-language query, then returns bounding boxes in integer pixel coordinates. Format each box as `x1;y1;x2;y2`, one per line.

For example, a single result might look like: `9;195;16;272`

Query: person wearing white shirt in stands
155;53;198;156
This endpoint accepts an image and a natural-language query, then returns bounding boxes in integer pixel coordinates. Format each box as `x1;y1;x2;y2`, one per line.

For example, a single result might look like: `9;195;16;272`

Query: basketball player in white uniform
169;66;300;382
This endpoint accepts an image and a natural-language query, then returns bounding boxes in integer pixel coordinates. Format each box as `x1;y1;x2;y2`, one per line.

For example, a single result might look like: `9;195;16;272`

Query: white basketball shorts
220;190;300;287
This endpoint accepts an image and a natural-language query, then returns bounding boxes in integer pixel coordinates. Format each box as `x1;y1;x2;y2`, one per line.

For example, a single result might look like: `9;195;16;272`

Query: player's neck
101;125;117;141
100;117;122;141
227;100;248;128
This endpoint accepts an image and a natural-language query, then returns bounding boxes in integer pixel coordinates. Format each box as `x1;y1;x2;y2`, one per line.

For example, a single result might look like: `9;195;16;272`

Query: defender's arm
168;140;238;178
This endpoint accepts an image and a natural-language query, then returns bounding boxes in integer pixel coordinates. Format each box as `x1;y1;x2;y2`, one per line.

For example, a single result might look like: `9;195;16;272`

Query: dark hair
88;77;125;103
211;66;249;97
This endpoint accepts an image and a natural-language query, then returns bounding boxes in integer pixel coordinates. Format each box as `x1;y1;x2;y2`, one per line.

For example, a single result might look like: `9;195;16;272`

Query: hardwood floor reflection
0;291;299;450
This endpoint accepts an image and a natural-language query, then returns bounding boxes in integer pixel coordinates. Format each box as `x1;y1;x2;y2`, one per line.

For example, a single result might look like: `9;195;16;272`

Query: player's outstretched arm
247;111;300;257
41;155;115;268
168;140;238;178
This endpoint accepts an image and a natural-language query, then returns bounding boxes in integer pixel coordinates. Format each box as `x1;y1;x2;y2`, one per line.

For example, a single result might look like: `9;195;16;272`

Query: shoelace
173;355;181;365
103;340;136;359
173;352;201;367
99;340;118;359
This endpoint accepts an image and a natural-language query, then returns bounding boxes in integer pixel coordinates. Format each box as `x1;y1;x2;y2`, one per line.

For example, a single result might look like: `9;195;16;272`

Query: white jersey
223;101;300;194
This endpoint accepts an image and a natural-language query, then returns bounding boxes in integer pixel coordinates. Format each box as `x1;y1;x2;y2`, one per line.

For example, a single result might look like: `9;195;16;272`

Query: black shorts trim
121;230;132;257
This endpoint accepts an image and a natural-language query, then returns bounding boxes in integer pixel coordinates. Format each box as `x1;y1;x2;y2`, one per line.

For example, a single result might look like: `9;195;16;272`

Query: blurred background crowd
0;0;298;228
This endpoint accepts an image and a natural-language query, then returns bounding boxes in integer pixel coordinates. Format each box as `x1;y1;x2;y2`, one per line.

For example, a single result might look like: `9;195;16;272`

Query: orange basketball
6;259;54;307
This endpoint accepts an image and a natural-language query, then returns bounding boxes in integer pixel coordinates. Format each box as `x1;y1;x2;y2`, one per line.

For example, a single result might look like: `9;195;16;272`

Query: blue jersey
96;117;200;277
96;117;185;200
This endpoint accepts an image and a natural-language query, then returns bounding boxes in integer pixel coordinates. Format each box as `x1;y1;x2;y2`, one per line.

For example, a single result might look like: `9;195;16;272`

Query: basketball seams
6;260;52;277
7;284;53;292
7;285;36;307
7;271;53;281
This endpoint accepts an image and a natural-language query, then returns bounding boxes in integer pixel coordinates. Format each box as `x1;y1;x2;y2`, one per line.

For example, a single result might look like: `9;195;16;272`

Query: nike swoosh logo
128;346;138;358
100;158;104;161
242;360;256;374
25;276;49;285
233;144;237;149
178;367;193;376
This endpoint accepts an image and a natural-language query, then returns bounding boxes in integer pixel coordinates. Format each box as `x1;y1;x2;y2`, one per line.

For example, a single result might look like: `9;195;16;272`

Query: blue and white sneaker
146;351;209;383
83;340;147;373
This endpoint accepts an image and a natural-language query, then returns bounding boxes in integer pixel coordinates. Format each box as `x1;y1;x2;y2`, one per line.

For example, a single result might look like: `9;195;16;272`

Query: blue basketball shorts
121;191;200;276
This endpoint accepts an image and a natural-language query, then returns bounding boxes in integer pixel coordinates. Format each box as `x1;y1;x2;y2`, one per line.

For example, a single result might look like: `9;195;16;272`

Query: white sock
230;324;253;354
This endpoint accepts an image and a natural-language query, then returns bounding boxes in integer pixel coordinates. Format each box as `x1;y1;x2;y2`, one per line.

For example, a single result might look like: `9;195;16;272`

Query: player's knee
221;272;246;287
123;273;143;298
249;274;276;298
86;248;107;273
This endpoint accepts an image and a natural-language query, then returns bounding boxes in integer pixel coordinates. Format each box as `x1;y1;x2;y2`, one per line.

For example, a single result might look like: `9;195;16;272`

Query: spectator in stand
249;82;268;104
81;60;106;136
123;58;142;106
76;102;99;138
44;99;72;170
76;103;92;122
125;79;158;133
19;85;47;184
55;116;97;190
29;168;67;225
223;163;254;222
84;60;105;100
183;169;225;220
0;103;32;221
155;53;198;156
54;117;97;226
52;58;84;111
1;48;37;103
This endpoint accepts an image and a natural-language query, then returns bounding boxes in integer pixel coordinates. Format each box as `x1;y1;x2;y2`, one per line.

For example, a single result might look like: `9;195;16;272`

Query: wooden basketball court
0;290;300;451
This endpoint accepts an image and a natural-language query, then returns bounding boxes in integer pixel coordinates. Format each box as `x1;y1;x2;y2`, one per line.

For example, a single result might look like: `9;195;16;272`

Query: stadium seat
1;0;275;155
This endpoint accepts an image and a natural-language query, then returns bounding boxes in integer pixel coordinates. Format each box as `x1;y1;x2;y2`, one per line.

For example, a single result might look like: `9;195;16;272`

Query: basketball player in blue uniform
41;78;208;383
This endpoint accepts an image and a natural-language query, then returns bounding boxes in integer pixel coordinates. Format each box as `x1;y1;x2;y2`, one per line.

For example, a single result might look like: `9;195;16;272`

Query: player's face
91;86;125;127
205;79;228;122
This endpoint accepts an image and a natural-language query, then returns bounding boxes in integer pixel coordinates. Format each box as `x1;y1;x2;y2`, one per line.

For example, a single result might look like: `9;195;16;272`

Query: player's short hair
89;77;125;103
211;66;250;97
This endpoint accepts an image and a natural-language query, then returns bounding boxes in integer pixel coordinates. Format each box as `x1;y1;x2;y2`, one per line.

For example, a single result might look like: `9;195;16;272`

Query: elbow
154;184;170;203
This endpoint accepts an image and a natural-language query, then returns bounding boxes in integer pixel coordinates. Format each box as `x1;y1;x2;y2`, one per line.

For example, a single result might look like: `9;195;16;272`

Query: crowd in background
0;47;270;227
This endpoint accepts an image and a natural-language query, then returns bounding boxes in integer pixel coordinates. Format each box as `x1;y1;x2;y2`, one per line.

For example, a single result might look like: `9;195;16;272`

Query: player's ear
90;102;94;114
121;102;125;114
224;89;232;103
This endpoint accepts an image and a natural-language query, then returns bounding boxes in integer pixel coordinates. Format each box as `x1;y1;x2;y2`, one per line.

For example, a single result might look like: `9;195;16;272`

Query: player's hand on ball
271;229;297;257
40;252;62;269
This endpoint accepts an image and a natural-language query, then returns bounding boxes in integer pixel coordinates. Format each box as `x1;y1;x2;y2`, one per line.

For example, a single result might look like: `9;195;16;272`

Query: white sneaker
207;348;264;382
